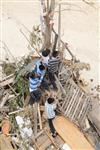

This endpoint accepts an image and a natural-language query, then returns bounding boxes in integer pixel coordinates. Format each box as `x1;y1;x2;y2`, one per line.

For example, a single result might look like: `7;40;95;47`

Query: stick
52;28;75;59
37;103;42;130
52;33;58;52
33;103;38;136
0;77;14;87
0;93;9;108
54;75;66;95
9;108;24;115
1;41;16;62
8;84;18;96
20;29;41;57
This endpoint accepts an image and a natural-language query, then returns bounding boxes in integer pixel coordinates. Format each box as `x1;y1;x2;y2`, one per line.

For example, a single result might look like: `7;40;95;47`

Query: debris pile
0;41;100;149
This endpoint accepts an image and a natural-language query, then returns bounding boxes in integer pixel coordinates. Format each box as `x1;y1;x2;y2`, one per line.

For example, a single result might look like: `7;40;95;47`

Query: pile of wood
0;52;99;150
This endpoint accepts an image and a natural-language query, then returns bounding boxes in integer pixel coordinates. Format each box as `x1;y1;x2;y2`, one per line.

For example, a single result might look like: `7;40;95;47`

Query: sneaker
52;132;58;138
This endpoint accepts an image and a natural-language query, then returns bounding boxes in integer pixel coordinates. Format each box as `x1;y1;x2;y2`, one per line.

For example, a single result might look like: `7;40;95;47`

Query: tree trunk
40;0;55;49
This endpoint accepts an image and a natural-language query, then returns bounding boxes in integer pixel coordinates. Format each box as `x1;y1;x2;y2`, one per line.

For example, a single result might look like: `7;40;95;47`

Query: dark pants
41;79;49;91
29;89;41;105
48;118;56;134
48;72;57;90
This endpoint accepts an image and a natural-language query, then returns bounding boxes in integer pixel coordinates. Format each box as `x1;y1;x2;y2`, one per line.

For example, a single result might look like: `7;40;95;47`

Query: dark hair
29;72;35;78
25;72;30;79
39;64;45;71
42;49;50;57
52;51;59;57
47;97;55;104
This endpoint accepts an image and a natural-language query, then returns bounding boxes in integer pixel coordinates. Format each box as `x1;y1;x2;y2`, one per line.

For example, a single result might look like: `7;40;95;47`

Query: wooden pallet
56;76;92;127
32;129;61;150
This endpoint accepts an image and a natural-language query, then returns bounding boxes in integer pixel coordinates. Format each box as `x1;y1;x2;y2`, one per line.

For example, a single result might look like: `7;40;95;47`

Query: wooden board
0;77;14;87
0;134;15;150
53;116;94;150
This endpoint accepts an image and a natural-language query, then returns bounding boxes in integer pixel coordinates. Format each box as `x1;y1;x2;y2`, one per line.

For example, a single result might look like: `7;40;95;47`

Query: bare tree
40;0;55;49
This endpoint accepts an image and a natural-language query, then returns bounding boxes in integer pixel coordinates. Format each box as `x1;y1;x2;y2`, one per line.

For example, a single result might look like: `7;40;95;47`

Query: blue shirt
34;60;46;82
29;77;41;92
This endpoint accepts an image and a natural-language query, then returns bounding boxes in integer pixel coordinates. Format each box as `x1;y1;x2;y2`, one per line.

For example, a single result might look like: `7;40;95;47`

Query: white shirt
45;101;56;119
42;55;50;66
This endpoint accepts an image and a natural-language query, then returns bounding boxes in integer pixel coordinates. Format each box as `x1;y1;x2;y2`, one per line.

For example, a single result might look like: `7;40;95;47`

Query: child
34;62;49;91
41;49;50;67
48;51;60;90
45;97;57;137
29;72;42;105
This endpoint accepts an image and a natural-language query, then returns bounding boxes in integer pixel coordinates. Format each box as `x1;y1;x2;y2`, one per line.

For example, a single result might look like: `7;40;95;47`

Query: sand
0;0;99;87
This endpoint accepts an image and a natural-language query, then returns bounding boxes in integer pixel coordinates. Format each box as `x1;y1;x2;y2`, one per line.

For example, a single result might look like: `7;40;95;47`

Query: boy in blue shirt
29;72;42;105
33;61;49;91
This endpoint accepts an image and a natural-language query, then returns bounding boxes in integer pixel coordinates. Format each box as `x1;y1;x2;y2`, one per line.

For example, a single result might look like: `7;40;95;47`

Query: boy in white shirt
45;97;57;137
41;49;50;67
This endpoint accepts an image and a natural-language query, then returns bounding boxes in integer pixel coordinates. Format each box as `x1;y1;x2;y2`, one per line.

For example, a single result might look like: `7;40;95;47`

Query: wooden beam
37;103;42;130
58;3;61;51
52;29;75;59
33;103;38;136
9;108;24;115
54;75;66;95
44;129;59;149
0;93;9;108
0;77;14;87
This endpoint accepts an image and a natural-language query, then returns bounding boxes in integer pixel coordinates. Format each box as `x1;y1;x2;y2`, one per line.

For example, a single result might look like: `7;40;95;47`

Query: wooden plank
32;139;40;150
9;108;24;115
80;99;91;124
54;116;94;150
61;82;75;111
52;29;74;58
67;89;79;115
55;75;66;95
71;92;84;121
2;74;14;81
39;138;51;150
7;84;18;96
77;97;89;120
33;103;38;136
0;134;16;150
64;89;78;115
0;93;9;108
44;129;59;149
37;103;42;130
0;77;14;87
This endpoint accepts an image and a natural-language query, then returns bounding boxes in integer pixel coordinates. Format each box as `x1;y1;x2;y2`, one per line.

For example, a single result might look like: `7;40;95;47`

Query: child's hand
50;91;57;98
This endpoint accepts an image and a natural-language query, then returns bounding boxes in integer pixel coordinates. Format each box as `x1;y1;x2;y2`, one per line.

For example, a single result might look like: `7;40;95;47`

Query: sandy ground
0;0;100;88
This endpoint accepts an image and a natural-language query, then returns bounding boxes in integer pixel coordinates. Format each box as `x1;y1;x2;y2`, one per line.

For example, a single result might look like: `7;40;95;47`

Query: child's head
47;97;55;104
39;64;45;71
42;49;50;57
29;72;36;78
52;51;59;58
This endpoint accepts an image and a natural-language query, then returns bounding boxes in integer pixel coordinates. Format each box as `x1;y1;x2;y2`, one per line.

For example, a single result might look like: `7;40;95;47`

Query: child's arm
53;103;56;110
